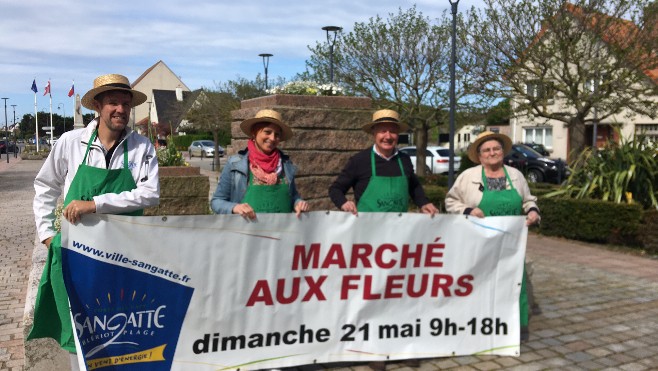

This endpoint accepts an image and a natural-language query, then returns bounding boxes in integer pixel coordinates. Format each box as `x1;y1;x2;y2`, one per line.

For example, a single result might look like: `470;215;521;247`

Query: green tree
486;99;511;127
305;6;484;175
184;78;265;168
464;0;658;162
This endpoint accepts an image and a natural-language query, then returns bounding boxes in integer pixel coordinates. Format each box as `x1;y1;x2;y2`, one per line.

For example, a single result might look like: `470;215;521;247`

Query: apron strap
83;129;130;169
481;166;517;191
82;130;98;165
123;140;129;169
370;150;405;177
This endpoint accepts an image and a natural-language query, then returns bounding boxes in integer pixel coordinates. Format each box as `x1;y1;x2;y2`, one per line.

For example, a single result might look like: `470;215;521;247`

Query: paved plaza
1;155;658;370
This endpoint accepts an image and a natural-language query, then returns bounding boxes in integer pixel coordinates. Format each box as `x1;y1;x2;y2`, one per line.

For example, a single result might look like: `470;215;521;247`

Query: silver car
188;140;224;158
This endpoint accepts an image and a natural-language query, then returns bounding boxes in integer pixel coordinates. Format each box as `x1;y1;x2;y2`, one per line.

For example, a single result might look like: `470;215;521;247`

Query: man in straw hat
329;109;439;215
30;73;159;369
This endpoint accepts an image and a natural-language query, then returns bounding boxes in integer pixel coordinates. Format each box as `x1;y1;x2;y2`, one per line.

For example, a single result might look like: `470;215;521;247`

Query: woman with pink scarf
210;109;309;219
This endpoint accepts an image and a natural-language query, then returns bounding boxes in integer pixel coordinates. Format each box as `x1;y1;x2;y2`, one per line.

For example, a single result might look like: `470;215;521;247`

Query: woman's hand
526;210;541;226
232;203;256;220
294;201;309;218
63;200;96;224
469;207;485;218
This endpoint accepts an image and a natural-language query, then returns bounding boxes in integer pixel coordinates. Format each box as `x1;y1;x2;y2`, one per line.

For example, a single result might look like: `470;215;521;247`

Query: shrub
537;197;642;246
157;137;188;167
545;131;658;209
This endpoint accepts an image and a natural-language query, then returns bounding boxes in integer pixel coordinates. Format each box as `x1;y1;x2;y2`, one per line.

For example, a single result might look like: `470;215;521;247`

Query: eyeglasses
479;146;503;154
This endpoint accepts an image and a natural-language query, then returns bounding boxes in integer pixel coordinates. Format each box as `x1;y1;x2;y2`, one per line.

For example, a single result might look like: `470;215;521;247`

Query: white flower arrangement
267;80;344;96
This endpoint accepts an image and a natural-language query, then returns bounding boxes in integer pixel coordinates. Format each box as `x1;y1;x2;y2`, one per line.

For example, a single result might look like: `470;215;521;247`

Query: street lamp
447;0;459;189
11;104;16;158
322;26;342;83
2;97;8;163
258;53;273;90
58;103;66;133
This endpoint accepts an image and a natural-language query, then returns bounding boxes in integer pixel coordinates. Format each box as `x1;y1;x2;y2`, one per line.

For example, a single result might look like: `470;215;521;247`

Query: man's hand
42;237;53;249
63;200;96;224
420;203;439;217
340;201;358;215
294;201;309;218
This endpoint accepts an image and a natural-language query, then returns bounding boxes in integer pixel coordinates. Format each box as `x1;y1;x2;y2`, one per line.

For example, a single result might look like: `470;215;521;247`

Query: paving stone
564;351;593;363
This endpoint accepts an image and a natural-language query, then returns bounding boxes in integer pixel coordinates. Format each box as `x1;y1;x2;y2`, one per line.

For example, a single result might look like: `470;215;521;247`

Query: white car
399;146;461;174
188;140;224;158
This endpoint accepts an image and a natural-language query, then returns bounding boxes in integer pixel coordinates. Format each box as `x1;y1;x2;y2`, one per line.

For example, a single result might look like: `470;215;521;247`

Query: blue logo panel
62;249;194;370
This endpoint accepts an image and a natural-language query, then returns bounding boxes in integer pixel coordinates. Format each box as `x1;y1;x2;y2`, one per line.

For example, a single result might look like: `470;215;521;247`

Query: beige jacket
445;165;538;215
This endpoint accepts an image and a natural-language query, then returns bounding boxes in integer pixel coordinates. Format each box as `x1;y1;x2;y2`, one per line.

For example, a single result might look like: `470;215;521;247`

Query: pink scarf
248;140;281;185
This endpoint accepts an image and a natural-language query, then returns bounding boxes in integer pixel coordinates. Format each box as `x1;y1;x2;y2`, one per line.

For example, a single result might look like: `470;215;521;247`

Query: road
183;152;226;173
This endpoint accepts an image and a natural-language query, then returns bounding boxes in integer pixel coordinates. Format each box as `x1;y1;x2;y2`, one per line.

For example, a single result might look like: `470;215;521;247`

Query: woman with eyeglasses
445;131;540;342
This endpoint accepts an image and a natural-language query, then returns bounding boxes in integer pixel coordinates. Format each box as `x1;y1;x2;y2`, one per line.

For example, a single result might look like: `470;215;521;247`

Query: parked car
188;140;224;158
504;144;570;184
523;142;550;156
398;146;461;175
0;140;17;154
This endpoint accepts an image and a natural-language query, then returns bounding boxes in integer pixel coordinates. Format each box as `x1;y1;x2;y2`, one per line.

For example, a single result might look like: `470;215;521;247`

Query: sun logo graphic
62;248;194;370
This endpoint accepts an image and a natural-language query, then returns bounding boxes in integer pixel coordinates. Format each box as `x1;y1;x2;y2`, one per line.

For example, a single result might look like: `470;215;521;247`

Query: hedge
422;184;656;252
536;197;643;246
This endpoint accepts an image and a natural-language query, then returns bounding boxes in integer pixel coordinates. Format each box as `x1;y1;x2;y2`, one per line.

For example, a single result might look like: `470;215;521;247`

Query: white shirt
33;119;160;242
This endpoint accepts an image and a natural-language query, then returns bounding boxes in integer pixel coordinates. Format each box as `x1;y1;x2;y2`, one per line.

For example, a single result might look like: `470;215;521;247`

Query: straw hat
362;109;410;133
81;74;147;110
468;131;513;163
240;109;293;141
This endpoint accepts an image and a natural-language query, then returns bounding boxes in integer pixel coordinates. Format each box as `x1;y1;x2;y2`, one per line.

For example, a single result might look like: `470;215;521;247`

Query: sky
0;0;486;124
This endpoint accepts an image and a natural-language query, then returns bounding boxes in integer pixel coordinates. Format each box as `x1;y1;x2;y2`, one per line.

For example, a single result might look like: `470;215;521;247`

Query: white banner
62;212;527;370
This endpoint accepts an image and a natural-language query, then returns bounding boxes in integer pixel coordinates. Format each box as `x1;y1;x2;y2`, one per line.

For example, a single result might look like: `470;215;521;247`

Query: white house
507;4;658;159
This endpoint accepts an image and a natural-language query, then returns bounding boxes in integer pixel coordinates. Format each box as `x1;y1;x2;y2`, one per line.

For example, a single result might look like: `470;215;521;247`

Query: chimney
175;87;183;102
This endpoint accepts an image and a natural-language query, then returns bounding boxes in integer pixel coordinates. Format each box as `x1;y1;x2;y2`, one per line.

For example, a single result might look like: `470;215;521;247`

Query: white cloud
0;0;484;118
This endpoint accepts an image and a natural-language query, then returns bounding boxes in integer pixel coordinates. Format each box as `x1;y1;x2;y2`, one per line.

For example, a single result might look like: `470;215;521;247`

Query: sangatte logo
74;289;167;358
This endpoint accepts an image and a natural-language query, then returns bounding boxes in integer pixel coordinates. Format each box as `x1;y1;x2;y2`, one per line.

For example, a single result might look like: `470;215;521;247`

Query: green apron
357;150;409;212
478;167;529;328
28;130;142;351
241;169;293;213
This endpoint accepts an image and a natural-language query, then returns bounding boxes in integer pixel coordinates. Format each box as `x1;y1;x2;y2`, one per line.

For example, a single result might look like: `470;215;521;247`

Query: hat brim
240;117;293;141
81;86;148;110
362;120;409;134
467;133;512;163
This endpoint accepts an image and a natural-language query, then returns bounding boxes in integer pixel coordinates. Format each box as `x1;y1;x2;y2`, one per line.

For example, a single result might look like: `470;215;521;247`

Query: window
523;127;553;148
526;81;554;101
636;123;658;145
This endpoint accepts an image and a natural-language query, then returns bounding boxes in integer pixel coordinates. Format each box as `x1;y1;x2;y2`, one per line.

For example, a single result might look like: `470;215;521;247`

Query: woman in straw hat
445;131;540;340
29;74;159;363
210;109;308;218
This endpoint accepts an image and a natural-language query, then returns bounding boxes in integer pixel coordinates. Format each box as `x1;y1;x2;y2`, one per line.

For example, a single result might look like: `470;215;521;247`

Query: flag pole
49;80;53;145
70;80;75;132
33;79;39;152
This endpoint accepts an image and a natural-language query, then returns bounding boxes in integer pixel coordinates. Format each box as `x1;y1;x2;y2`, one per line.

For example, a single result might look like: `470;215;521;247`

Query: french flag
68;82;75;97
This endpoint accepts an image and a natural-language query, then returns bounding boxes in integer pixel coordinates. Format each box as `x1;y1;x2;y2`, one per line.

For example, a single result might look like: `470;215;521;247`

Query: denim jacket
210;149;303;214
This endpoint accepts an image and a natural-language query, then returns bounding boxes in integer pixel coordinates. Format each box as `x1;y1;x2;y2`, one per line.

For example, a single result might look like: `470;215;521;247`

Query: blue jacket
210;149;303;214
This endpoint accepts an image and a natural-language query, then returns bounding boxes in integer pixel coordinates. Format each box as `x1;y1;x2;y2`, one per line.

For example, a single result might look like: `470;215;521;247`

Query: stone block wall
144;166;210;216
229;94;374;210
